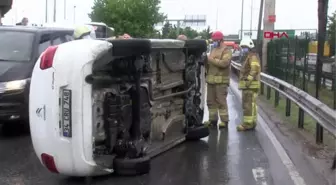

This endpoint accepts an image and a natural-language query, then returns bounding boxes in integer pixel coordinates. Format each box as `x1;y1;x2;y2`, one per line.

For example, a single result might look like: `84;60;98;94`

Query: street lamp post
240;0;244;39
64;0;66;20
53;0;56;22
250;0;253;38
45;0;48;23
216;0;219;30
73;5;76;23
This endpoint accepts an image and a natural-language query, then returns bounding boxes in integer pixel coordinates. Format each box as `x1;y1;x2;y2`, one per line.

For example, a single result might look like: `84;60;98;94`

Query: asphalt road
0;89;287;185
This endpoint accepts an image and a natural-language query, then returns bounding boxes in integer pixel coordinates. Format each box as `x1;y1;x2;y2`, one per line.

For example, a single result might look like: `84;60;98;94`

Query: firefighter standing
237;38;261;131
204;31;232;129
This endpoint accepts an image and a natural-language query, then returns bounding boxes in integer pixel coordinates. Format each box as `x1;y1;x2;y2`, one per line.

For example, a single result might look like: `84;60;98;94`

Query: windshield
88;25;107;38
88;24;114;38
0;31;34;61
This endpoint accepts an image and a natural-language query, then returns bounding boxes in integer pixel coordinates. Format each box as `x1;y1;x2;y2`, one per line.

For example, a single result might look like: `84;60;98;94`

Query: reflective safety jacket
238;52;261;89
206;46;232;84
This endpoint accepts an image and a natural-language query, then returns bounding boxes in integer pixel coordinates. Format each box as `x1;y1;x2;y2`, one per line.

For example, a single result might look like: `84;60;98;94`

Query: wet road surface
0;89;278;185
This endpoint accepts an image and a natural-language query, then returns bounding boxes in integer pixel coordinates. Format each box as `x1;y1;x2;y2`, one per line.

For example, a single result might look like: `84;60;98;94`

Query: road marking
252;167;268;185
229;80;307;185
258;115;307;185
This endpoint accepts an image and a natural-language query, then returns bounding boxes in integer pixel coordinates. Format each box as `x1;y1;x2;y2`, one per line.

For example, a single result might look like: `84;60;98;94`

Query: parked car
0;26;74;124
29;38;209;176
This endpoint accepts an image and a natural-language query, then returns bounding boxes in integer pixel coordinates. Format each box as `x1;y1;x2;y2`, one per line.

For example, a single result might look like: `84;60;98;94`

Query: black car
0;26;74;123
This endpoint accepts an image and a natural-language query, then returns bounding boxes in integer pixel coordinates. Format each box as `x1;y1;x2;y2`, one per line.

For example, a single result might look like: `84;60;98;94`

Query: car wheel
184;39;207;57
113;156;150;176
108;39;151;57
186;124;209;141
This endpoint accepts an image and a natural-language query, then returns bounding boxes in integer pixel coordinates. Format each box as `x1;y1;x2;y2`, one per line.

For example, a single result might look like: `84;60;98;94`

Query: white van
29;38;209;177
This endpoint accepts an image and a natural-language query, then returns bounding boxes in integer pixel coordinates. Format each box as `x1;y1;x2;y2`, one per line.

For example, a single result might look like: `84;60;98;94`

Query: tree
89;0;166;37
161;23;212;39
181;27;199;39
198;26;212;39
166;25;178;39
161;21;172;38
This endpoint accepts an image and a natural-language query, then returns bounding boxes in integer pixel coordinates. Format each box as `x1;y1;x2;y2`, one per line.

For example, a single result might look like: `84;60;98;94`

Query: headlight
4;79;28;91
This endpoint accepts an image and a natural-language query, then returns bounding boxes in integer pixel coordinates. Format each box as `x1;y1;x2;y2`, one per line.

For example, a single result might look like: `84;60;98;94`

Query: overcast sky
2;0;336;34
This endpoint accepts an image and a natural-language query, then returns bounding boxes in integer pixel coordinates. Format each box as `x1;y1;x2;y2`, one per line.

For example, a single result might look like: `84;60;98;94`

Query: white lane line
258;115;307;185
229;80;307;185
252;167;268;185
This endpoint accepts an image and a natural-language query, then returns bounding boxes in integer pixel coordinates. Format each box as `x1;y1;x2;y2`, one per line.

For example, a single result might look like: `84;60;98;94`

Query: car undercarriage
85;39;209;175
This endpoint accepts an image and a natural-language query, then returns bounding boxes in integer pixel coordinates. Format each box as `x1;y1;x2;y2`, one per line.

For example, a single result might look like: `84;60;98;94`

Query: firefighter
73;25;96;40
177;34;187;40
237;38;261;131
204;31;232;129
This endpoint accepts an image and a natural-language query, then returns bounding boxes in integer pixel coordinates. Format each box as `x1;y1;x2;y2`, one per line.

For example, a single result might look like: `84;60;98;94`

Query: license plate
62;89;72;137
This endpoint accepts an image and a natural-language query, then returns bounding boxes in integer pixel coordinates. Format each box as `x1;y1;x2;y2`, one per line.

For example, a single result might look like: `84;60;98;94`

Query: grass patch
259;87;335;148
284;75;335;109
260;89;315;132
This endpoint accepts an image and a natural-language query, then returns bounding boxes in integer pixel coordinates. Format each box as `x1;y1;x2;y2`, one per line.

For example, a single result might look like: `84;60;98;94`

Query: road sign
264;31;289;39
259;30;295;39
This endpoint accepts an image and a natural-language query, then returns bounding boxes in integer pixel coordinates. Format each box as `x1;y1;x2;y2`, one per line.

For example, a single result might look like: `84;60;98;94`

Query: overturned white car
29;38;209;177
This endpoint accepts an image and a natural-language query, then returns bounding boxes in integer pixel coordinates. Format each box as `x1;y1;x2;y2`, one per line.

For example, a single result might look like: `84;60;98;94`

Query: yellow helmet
73;25;96;40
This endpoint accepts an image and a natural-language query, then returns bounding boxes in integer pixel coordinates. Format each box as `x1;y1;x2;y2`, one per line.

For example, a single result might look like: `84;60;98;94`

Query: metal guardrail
231;61;336;138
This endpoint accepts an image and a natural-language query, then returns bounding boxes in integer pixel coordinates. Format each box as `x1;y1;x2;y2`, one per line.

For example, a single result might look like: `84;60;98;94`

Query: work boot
236;122;256;131
204;120;217;129
218;121;228;129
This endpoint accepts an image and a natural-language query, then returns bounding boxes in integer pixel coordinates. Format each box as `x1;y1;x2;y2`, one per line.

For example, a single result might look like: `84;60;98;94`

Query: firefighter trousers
242;89;258;126
207;83;229;122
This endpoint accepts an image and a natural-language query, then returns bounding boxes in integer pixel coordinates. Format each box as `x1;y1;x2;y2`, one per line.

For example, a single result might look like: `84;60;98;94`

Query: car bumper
0;90;28;121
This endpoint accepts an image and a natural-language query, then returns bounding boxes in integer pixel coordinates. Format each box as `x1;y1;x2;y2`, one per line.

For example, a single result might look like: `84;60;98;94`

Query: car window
52;32;74;46
0;30;34;61
65;35;74;41
52;36;63;45
93;25;106;38
38;34;52;56
226;45;234;50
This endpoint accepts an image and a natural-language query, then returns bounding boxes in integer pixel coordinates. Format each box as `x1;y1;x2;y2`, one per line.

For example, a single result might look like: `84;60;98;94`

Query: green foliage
89;0;166;37
327;11;335;56
198;26;212;40
160;22;211;39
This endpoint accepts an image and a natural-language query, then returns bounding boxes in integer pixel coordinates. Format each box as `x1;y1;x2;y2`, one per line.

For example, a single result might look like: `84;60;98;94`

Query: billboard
239;29;296;40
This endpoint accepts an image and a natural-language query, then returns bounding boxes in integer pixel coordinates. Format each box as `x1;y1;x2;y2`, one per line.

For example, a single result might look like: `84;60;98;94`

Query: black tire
184;39;207;56
113;156;150;176
186;125;209;141
108;39;151;57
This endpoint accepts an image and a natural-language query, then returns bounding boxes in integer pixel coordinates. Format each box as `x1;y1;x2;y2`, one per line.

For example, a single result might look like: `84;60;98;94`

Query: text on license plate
62;89;72;137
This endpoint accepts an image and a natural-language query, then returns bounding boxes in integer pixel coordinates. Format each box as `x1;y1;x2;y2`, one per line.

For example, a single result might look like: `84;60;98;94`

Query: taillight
41;153;59;173
40;46;58;70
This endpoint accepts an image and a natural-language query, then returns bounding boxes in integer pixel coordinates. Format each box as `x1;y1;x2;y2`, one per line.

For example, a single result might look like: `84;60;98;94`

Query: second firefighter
237;38;261;131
